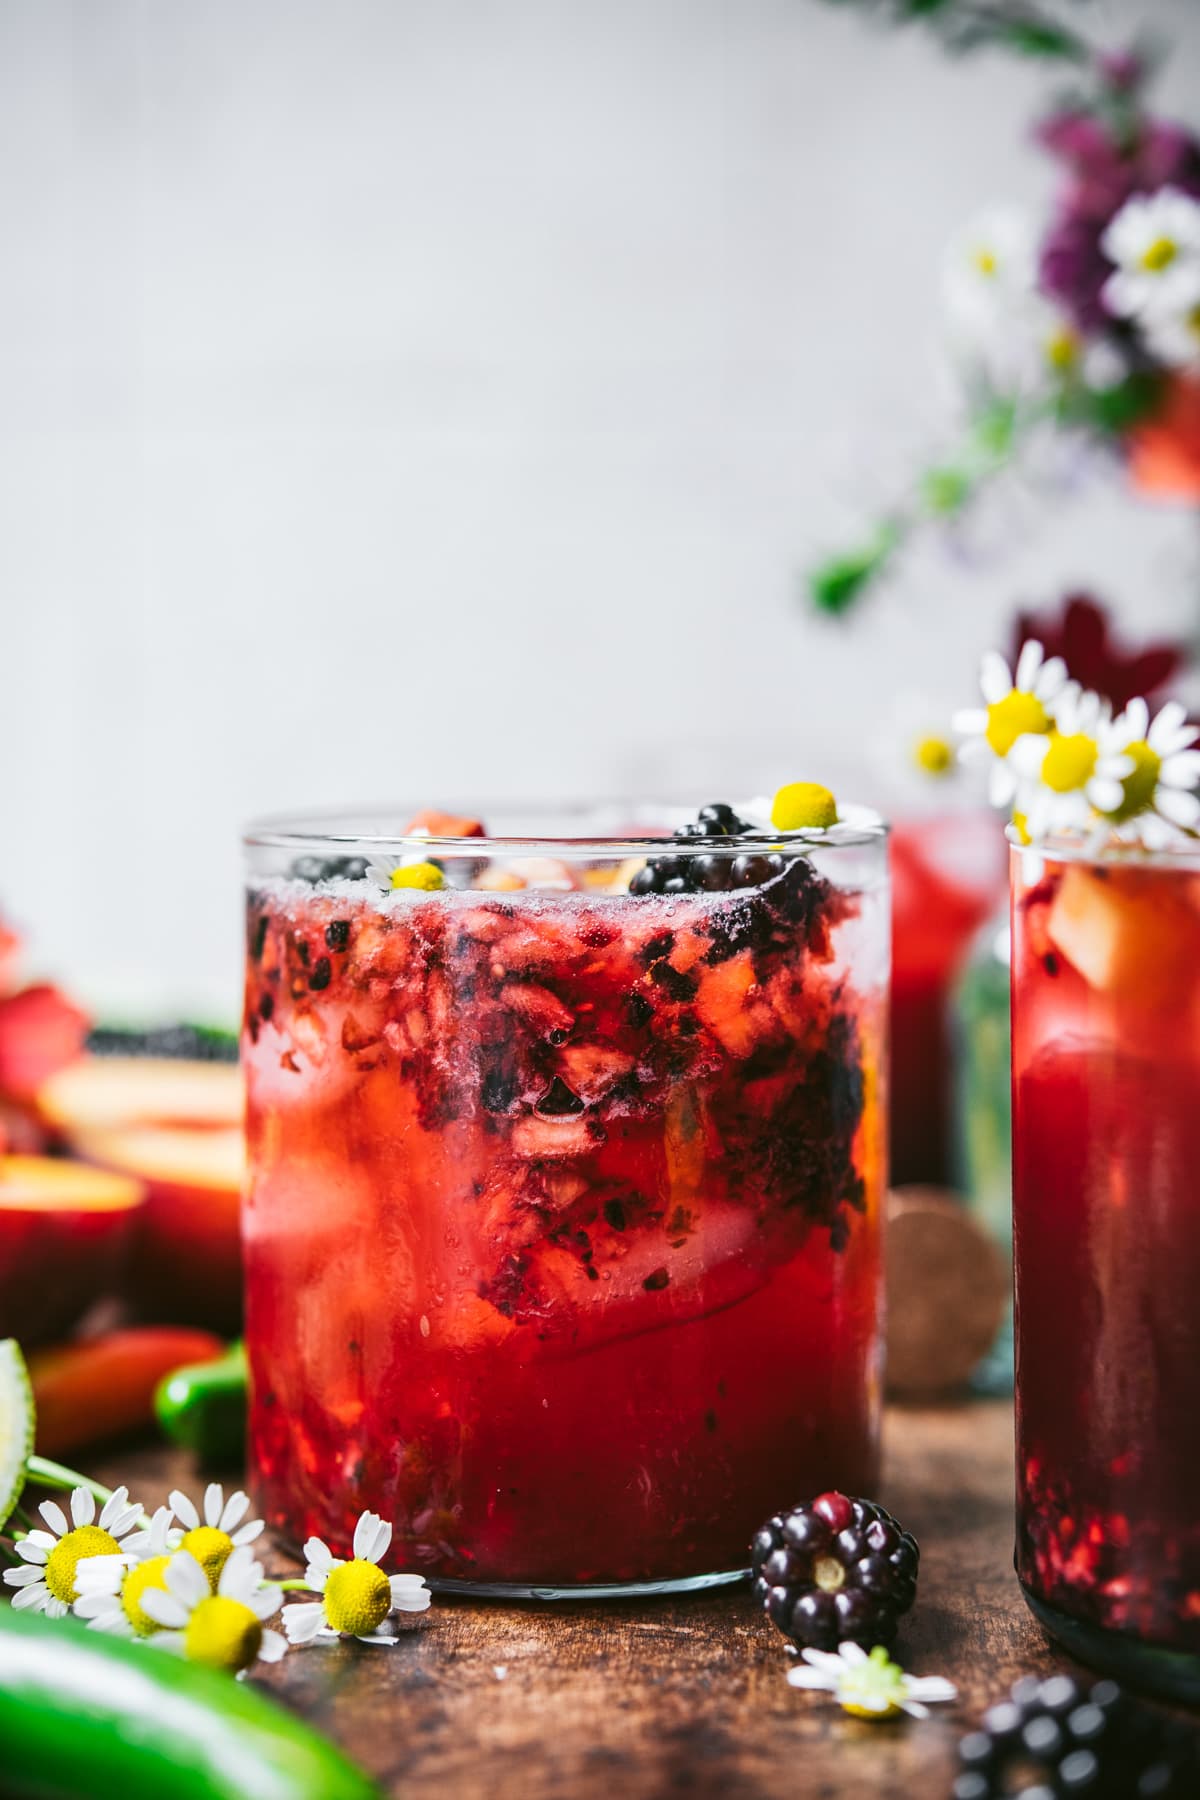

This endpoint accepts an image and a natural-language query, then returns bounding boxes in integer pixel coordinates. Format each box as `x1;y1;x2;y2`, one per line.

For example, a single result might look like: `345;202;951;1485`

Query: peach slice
75;1123;245;1335
0;1155;146;1348
1045;865;1200;1011
37;1055;243;1137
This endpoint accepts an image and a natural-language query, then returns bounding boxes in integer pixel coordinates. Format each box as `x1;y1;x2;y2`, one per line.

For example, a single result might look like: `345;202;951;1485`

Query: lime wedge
0;1338;34;1534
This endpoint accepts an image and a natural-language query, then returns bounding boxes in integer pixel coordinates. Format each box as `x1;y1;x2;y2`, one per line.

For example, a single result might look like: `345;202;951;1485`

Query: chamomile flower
283;1510;431;1647
73;1506;177;1638
1104;698;1200;842
168;1484;264;1591
140;1546;286;1673
1101;188;1200;321
365;857;445;893
787;1642;957;1721
2;1486;143;1619
1009;687;1135;841
943;207;1038;332
953;639;1073;807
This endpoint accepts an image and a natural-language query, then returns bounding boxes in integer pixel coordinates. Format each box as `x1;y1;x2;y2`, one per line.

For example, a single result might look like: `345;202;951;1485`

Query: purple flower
1036;108;1200;331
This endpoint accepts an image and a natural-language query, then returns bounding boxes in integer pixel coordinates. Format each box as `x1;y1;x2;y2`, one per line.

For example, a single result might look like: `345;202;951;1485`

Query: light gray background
3;0;1198;1017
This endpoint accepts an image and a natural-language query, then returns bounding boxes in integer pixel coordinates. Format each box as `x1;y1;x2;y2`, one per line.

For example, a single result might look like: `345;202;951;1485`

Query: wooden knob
885;1186;1008;1399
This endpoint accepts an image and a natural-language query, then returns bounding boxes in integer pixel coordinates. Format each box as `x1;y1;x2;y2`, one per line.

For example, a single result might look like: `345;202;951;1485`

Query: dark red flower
1010;595;1186;711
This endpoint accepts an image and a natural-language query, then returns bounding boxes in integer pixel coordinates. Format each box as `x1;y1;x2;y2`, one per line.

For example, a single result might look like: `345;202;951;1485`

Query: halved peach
74;1123;245;1334
0;1155;146;1348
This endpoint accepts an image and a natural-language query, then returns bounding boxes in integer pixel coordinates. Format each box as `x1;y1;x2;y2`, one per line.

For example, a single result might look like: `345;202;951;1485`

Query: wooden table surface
86;1396;1082;1799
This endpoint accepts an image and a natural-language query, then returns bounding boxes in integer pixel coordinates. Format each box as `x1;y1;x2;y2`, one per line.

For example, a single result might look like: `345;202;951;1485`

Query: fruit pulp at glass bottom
248;1225;879;1588
1013;871;1200;1654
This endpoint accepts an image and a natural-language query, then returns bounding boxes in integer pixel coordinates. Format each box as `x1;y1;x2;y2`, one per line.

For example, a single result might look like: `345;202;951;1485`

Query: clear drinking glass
1012;841;1200;1700
242;805;889;1595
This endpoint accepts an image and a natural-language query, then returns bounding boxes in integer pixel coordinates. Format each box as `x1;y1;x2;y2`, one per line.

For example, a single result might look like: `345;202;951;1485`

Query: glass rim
1009;833;1200;873
243;802;890;858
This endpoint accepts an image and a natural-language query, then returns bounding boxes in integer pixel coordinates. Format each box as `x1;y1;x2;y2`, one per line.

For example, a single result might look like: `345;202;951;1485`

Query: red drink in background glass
889;815;1006;1185
242;808;888;1594
1012;845;1200;1700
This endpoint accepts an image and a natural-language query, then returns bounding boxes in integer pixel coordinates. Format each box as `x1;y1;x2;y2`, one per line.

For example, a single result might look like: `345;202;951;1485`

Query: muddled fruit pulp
1013;855;1200;1655
244;853;885;1588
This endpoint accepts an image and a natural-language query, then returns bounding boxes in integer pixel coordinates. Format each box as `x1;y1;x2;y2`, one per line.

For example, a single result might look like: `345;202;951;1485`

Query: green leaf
808;527;900;615
1064;371;1163;434
921;465;973;515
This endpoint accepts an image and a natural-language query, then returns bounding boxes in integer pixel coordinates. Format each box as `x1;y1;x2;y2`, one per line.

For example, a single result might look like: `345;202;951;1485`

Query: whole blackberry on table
953;1673;1200;1799
630;803;783;896
751;1490;919;1651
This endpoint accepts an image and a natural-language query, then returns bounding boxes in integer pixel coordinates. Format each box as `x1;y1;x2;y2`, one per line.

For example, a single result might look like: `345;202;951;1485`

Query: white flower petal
231;1519;265;1547
45;1598;69;1620
71;1489;97;1529
11;1584;49;1611
38;1501;68;1538
259;1628;288;1663
1087;778;1125;814
148;1630;186;1656
218;1491;251;1534
1015;639;1043;693
13;1541;48;1566
1157;786;1200;826
1160;750;1200;786
1123;697;1149;741
988;761;1017;808
907;1676;958;1701
140;1589;189;1628
353;1511;387;1563
980;651;1012;705
165;1551;208;1608
354;1632;399;1646
786;1667;836;1691
22;1531;56;1553
389;1581;432;1613
1034;655;1068;701
1008;734;1050;779
169;1490;200;1533
74;1555;128;1597
303;1537;334;1575
282;1603;326;1645
951;708;987;736
901;1699;931;1719
217;1546;259;1602
248;1586;283;1623
203;1484;224;1529
4;1566;46;1588
97;1487;131;1532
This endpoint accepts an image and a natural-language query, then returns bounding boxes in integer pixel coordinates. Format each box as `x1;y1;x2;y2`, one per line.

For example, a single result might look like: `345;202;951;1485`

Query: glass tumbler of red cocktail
1012;840;1200;1700
242;803;888;1595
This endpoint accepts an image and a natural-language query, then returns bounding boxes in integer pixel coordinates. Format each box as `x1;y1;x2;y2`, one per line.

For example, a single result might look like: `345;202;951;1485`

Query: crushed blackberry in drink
243;800;888;1590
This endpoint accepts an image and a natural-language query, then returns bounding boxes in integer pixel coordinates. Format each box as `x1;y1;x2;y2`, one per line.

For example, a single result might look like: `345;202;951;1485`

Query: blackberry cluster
751;1491;919;1651
630;803;783;896
954;1674;1200;1799
87;1022;239;1064
288;855;369;883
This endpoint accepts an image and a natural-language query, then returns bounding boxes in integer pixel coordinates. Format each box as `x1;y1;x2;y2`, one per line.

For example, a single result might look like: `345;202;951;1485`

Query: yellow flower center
324;1560;391;1636
1141;235;1178;272
913;735;955;778
1041;731;1099;794
44;1527;122;1605
770;783;838;831
973;248;998;277
390;862;445;891
183;1595;263;1673
180;1526;234;1591
1011;811;1032;846
1104;740;1162;823
121;1554;172;1636
839;1646;910;1721
985;690;1050;758
1046;327;1080;372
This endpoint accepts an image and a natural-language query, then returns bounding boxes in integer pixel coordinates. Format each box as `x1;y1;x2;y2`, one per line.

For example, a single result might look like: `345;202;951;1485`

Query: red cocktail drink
243;808;887;1593
1012;845;1200;1699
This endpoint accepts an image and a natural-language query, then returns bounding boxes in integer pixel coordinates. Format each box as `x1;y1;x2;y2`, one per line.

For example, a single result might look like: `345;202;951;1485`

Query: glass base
1021;1580;1200;1706
426;1566;748;1601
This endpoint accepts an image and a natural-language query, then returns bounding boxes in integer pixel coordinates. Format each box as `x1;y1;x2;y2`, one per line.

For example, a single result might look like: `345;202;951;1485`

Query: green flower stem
24;1457;154;1531
269;1579;312;1593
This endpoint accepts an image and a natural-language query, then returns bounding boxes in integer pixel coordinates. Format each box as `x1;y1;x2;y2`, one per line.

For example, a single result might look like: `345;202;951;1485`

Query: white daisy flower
1009;687;1136;841
2;1486;142;1620
168;1484;264;1591
73;1506;178;1638
365;856;445;893
140;1546;286;1673
953;639;1073;808
1101;188;1200;320
1141;295;1200;370
1105;697;1200;843
787;1642;957;1721
283;1510;431;1647
943;206;1038;332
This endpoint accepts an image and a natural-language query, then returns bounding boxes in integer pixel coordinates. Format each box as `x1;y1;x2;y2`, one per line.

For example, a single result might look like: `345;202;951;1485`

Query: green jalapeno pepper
154;1342;247;1465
